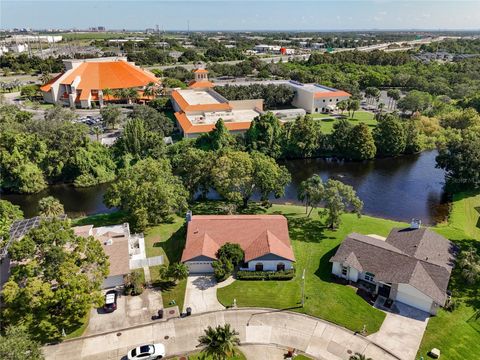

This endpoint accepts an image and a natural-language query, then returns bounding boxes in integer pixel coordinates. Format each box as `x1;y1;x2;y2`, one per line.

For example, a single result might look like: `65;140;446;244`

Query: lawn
416;191;480;360
312;111;377;134
171;348;246;360
218;203;400;334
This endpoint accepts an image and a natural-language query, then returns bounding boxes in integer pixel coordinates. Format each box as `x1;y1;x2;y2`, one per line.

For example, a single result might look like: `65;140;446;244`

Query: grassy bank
312;111;377;134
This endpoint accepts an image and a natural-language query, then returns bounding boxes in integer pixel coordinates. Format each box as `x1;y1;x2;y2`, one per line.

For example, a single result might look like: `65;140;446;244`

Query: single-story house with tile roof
181;214;295;273
40;57;159;109
330;224;456;314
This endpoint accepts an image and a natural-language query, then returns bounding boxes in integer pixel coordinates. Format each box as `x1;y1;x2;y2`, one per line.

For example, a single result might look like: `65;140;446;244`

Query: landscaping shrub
124;270;145;295
236;269;295;280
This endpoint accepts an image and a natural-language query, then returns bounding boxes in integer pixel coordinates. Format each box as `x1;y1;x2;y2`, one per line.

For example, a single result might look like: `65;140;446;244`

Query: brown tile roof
181;215;295;263
193;69;209;73
188;80;215;88
330;228;456;305
314;90;351;98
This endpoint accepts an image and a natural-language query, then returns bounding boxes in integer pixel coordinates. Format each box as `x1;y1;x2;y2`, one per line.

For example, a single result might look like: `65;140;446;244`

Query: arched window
255;263;264;271
277;263;285;271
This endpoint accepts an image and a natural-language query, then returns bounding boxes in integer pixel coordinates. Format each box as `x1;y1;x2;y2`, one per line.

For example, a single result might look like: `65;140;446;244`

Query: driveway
44;308;400;360
368;302;429;360
182;275;234;314
85;289;163;335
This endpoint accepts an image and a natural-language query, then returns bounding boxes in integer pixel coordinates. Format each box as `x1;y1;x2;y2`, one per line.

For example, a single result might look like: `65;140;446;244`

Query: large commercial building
171;68;263;138
40;57;159;109
215;79;351;114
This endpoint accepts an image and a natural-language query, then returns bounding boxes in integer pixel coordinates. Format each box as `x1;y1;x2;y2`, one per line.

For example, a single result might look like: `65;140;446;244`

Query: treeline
203;56;480;101
0;104;174;194
213;84;295;110
308;50;412;66
420;39;480;54
0;54;63;74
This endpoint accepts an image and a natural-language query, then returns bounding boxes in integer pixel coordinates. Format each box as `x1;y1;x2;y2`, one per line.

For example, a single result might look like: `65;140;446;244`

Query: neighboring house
330;222;456;314
0;215;67;291
73;223;147;289
181;214;295;274
40;57;159;109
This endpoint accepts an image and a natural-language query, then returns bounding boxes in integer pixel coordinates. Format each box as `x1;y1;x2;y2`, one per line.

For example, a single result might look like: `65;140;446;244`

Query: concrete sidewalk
43;308;400;360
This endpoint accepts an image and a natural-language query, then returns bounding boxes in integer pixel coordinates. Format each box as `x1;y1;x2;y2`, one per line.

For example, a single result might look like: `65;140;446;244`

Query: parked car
127;344;165;360
103;290;117;313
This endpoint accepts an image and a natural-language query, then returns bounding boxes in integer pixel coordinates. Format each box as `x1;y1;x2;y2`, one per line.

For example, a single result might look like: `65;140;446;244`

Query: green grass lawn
218;203;399;334
312;111;377;134
416;192;480;360
172;348;246;360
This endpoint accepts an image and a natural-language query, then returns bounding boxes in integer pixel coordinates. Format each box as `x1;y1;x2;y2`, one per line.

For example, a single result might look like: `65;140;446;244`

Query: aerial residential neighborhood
0;1;479;360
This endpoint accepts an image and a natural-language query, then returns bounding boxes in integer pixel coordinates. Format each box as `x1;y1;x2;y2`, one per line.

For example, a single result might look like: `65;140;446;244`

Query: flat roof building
40;57;159;109
171;68;263;137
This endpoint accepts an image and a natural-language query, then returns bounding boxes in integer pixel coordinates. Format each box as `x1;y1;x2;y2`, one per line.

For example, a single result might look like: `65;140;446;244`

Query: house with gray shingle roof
330;225;456;314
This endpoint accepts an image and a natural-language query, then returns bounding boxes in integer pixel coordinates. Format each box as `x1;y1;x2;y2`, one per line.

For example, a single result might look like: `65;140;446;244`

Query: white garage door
396;291;433;313
186;261;213;274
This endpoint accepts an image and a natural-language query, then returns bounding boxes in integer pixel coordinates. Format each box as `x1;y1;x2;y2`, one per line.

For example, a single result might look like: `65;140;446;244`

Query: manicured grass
144;216;186;260
218;203;399;334
293;355;314;360
417;191;480;360
312;111;377;134
64;311;90;339
72;211;127;227
172;348;246;360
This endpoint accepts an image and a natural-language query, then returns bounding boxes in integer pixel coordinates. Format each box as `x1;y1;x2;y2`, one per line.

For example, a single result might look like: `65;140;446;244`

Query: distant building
6;35;62;43
171;68;263;138
40;57;159;109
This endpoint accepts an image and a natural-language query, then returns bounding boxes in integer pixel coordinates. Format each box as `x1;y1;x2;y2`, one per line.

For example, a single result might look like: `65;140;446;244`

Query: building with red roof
181;214;295;273
40;57;159;109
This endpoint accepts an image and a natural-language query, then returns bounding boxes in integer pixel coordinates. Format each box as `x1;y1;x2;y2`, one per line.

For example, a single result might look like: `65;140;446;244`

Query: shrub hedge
236;269;295;280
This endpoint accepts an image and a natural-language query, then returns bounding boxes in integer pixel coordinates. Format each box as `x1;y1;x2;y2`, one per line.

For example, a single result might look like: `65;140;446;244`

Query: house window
255;263;264;271
277;263;285;271
341;266;348;276
364;272;375;282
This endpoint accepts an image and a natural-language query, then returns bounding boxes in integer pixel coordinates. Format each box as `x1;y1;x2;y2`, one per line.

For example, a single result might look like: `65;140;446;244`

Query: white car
127;344;165;360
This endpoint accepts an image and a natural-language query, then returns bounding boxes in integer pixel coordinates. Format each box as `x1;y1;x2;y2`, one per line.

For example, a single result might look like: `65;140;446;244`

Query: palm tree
349;353;373;360
38;196;64;218
112;88;128;104
347;99;360;119
337;100;348;115
126;88;139;104
377;102;385;114
167;263;189;283
198;324;240;360
40;72;53;84
143;82;159;99
93;126;103;141
102;88;113;103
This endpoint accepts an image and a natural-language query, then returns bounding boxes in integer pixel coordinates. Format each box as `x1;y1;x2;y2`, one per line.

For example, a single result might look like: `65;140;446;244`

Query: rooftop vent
104;239;113;246
410;219;422;229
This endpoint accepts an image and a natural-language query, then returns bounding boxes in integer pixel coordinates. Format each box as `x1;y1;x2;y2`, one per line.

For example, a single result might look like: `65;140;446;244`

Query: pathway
43;308;400;360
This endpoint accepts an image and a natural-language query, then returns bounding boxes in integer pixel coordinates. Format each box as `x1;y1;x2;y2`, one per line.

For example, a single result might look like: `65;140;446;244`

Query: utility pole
301;268;306;307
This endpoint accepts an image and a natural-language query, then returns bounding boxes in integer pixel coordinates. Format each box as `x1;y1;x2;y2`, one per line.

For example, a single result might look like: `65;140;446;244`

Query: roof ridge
409;261;444;303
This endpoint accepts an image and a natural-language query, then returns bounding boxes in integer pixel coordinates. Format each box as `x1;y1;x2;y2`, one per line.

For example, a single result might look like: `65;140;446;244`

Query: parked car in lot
103;290;117;313
127;344;165;360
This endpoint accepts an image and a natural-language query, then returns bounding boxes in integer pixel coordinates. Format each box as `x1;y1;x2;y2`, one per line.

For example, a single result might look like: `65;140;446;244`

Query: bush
236;269;295;280
123;270;145;295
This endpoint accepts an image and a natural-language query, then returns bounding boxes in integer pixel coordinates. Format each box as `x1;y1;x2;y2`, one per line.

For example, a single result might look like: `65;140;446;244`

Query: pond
1;151;448;225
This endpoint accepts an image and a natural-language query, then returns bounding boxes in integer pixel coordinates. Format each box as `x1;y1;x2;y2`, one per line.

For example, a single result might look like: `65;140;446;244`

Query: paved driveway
368;302;429;360
182;275;227;314
85;289;163;335
44;308;400;360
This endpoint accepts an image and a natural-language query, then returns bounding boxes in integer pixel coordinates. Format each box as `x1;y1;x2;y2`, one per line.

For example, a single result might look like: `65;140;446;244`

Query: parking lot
85;289;163;336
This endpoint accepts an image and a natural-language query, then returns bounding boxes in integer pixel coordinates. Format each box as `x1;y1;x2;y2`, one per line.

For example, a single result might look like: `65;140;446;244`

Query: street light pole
301;268;306;307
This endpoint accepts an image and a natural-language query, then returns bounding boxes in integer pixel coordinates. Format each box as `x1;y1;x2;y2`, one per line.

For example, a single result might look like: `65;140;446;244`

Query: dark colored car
103;290;117;313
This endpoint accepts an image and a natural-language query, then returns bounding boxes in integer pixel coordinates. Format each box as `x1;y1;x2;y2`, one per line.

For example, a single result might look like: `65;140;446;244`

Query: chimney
186;210;193;223
410;218;421;229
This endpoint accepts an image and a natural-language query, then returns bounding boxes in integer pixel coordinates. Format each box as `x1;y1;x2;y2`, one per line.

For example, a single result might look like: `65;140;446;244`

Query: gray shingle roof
330;228;456;305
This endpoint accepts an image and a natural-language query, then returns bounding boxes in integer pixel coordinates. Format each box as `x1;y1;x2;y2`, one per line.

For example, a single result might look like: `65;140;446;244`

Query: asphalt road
43;308;400;360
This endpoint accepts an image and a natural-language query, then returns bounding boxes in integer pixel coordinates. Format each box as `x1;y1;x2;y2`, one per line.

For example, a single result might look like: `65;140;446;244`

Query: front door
378;284;391;298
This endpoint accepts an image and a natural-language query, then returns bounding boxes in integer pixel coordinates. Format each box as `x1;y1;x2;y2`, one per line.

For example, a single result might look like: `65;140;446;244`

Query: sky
2;1;480;31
